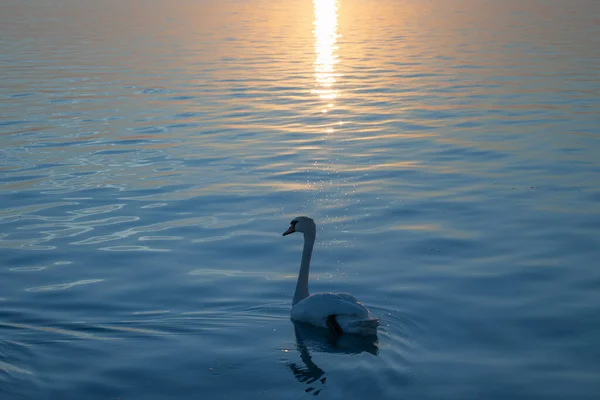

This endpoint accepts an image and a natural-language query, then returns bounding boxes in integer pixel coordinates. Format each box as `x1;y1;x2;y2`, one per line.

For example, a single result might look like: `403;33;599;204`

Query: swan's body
283;217;378;336
291;292;378;335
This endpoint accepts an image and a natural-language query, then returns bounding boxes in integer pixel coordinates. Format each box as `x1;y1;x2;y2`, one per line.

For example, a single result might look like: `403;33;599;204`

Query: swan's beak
282;225;295;236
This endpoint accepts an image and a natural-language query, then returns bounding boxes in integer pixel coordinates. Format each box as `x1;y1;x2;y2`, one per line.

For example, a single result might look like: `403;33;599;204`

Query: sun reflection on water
312;0;339;109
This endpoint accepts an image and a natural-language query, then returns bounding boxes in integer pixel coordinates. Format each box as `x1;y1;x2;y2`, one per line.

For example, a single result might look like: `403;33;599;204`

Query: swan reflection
287;321;378;395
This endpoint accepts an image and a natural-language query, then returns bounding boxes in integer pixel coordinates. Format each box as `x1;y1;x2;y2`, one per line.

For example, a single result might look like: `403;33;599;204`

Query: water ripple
1;0;599;399
26;279;105;292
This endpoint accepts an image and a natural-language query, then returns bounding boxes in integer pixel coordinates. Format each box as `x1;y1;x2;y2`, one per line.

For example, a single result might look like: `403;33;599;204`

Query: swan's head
283;216;316;237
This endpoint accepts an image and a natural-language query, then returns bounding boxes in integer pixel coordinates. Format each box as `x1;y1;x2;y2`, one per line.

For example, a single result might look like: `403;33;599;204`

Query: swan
282;216;378;337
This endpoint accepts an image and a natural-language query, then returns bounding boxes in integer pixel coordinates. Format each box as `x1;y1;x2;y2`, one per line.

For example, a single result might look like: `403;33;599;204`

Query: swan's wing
333;292;360;303
291;293;370;328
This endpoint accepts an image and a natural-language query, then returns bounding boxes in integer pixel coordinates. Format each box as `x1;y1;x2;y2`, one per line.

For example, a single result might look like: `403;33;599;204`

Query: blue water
1;0;600;398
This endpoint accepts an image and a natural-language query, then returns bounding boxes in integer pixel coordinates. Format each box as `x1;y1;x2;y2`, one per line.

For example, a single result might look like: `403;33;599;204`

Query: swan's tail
338;316;379;336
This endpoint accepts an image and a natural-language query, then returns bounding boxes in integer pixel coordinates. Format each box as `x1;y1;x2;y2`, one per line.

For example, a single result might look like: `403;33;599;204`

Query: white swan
282;216;378;337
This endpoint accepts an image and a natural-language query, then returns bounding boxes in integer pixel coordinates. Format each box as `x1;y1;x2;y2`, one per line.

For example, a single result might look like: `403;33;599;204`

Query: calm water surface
1;0;600;399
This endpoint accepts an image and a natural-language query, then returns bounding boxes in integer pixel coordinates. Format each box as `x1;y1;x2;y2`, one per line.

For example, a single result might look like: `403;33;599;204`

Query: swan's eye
290;220;298;226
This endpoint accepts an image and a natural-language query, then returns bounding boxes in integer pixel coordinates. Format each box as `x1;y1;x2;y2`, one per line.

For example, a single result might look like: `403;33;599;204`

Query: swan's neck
293;232;315;306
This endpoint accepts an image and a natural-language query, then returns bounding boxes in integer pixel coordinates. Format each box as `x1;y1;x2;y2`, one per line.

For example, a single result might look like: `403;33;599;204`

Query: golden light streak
312;0;339;106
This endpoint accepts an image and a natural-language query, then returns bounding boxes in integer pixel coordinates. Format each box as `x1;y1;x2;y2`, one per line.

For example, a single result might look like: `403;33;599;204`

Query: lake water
1;0;599;399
